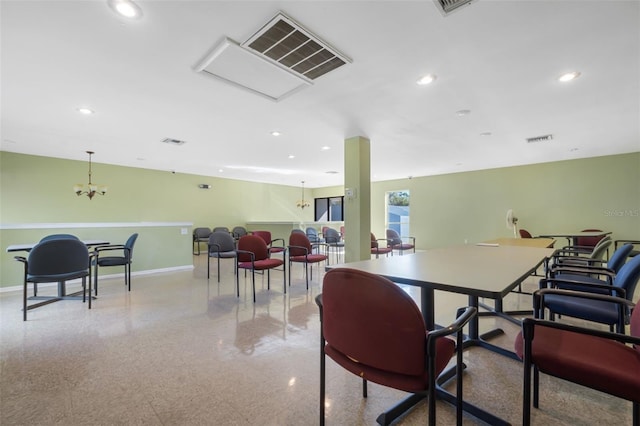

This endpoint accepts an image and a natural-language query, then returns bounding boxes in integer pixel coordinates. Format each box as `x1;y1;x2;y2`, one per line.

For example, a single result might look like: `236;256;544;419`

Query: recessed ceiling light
416;74;437;85
107;0;143;19
325;171;339;174
569;147;579;152
558;71;581;82
456;109;471;116
288;154;295;159
218;169;224;173
479;132;492;137
321;146;331;151
271;131;281;136
77;107;94;115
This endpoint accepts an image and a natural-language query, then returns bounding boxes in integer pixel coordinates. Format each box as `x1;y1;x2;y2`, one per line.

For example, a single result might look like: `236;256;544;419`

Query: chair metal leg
217;256;221;283
362;378;367;398
320;340;326;426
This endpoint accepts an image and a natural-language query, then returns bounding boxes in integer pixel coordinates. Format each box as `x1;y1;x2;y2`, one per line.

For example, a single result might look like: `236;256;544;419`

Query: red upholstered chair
287;232;328;289
519;229;533;238
370;232;392;258
316;268;476;425
575;228;606;249
251;230;286;256
515;290;640;426
236;235;285;302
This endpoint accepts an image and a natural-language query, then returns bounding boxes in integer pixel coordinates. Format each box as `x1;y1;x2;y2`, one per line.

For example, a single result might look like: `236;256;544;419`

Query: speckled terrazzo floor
0;253;635;425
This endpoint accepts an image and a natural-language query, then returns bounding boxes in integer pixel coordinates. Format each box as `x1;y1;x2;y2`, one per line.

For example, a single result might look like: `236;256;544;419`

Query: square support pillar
344;136;371;262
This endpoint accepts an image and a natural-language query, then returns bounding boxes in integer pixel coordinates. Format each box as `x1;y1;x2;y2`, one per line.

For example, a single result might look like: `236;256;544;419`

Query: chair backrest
28;239;89;276
631;300;640;354
291;229;305;235
322;268;427;375
589;237;612;260
607;243;633;272
213;227;229;233
39;234;79;242
519;229;532;238
232;226;247;239
306;227;320;242
252;230;272;245
124;233;138;261
371;233;377;248
576;229;605;248
237;235;269;262
324;228;341;244
289;232;312;256
209;231;236;253
193;227;211;239
386;229;402;246
613;254;640;300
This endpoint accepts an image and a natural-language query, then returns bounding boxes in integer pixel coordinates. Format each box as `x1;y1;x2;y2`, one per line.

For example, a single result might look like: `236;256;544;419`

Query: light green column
344;136;371;262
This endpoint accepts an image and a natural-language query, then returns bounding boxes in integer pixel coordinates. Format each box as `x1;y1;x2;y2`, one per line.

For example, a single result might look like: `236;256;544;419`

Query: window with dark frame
314;196;344;222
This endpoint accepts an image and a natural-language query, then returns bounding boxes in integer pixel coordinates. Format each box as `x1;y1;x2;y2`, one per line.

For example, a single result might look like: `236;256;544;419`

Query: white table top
328;244;555;299
6;240;110;252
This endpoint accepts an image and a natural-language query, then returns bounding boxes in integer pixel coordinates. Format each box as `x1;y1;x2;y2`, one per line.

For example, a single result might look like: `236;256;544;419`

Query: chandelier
74;151;107;199
296;181;311;209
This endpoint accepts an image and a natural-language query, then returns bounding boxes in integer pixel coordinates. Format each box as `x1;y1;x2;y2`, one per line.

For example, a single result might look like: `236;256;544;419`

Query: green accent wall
2;151;639;288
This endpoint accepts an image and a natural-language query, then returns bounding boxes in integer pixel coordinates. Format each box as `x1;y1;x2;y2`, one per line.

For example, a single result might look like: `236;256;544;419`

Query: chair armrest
522;316;640;346
235;249;256;262
534;288;633;320
94;244;126;253
549;264;615;281
270;238;285;247
426;306;477;354
14;256;27;263
287;245;310;256
539;277;624;297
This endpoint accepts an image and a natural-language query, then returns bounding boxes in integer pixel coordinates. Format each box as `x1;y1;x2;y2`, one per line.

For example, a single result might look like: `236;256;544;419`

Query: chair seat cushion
553;274;612;294
325;335;455;393
28;270;89;282
514;328;640;402
543;294;622;325
238;259;283;270
290;254;327;263
392;243;414;250
210;252;237;259
96;257;129;267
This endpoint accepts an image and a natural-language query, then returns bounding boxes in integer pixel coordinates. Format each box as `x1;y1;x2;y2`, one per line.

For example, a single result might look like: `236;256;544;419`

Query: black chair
231;226;248;240
207;231;237;282
323;228;344;264
616;239;640;258
93;233;138;295
14;238;92;321
39;234;79;242
193;227;211;255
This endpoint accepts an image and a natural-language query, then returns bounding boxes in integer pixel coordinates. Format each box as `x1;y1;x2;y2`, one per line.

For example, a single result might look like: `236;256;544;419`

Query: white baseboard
0;265;194;293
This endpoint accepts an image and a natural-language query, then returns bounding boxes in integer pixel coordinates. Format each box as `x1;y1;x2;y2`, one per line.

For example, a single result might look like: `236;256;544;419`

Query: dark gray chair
207;231;237;282
14;238;92;321
323;228;344;264
193;227;211;255
39;234;79;242
93;233;138;295
232;226;248;240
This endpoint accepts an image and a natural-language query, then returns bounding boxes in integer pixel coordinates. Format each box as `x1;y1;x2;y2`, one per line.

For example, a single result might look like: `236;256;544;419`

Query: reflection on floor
0;254;634;425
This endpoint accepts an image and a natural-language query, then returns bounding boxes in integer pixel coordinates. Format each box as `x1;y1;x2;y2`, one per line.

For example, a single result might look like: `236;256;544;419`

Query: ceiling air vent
242;12;351;81
194;12;350;102
162;137;186;146
433;0;477;16
526;134;554;143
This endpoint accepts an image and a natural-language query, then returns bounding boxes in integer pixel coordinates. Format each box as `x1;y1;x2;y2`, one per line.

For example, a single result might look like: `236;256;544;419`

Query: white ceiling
2;1;639;189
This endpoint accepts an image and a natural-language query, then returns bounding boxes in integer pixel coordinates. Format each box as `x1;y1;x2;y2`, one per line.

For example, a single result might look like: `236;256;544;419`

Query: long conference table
326;242;555;426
